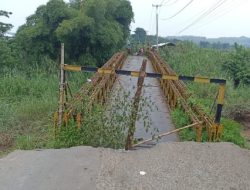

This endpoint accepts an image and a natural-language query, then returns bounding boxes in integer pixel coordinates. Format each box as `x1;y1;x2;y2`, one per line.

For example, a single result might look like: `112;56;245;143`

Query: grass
171;108;249;148
0;69;57;153
221;119;247;147
161;42;250;147
1;41;249;155
171;108;196;141
0;64;93;155
0;64;155;154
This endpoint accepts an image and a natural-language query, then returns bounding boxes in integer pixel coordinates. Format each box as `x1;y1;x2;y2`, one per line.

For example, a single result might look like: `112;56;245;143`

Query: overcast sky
1;0;250;38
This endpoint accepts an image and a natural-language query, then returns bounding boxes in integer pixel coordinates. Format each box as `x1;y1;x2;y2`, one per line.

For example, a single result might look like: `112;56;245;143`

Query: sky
1;0;250;38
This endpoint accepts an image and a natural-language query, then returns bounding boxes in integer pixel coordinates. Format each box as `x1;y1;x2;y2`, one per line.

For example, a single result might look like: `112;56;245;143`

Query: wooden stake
58;43;65;128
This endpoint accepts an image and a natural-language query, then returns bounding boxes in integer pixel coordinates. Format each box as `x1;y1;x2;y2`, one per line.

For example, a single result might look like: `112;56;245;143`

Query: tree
15;0;74;62
0;10;13;37
61;0;133;65
0;10;17;68
134;27;146;44
15;0;134;66
223;43;250;88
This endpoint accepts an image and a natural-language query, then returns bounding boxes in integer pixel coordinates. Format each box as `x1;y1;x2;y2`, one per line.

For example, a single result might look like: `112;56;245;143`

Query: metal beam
63;65;226;84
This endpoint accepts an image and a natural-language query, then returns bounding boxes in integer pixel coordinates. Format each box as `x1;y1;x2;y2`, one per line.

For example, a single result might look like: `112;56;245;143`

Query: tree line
0;0;133;69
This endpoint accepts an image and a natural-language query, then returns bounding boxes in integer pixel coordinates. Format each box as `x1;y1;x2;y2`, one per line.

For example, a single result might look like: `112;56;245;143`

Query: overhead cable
162;0;195;20
178;0;229;33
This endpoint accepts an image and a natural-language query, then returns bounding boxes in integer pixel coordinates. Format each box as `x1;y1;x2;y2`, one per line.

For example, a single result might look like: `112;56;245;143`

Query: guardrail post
125;59;147;150
214;83;226;140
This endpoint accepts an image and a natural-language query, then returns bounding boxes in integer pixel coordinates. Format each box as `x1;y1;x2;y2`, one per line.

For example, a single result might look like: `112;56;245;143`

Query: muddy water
111;56;179;146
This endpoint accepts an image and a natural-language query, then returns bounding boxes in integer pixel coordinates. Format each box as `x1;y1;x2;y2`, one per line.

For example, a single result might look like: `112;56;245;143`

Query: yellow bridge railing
54;44;226;144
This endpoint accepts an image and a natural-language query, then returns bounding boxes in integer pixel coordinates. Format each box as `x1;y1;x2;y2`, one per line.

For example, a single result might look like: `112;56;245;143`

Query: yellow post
213;83;226;141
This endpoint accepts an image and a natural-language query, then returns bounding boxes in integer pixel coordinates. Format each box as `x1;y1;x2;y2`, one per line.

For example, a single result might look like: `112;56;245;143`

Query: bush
221;119;247;147
222;43;250;87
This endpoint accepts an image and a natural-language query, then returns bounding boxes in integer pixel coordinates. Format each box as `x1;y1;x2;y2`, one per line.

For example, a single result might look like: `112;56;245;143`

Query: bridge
54;44;226;150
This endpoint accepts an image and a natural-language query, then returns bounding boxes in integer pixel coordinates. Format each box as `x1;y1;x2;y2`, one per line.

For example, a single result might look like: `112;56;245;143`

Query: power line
193;0;246;30
178;0;228;32
159;0;175;16
162;0;194;20
164;0;179;6
162;0;178;6
161;0;166;5
178;0;229;34
194;0;235;28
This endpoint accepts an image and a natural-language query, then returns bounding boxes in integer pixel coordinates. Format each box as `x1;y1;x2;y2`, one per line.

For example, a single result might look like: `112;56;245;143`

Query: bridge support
210;83;225;141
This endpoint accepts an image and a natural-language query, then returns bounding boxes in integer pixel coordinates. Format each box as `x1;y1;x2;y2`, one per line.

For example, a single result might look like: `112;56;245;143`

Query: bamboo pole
58;43;65;128
132;122;201;147
125;59;147;150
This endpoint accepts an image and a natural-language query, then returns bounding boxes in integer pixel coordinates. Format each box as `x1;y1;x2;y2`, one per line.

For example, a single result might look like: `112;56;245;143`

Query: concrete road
1;142;250;190
111;56;178;145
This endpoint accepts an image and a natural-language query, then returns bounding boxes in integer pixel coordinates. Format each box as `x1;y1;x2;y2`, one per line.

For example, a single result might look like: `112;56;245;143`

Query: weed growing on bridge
53;86;158;149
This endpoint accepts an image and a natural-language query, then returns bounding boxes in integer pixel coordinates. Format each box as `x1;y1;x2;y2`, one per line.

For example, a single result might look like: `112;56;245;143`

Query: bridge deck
111;55;179;145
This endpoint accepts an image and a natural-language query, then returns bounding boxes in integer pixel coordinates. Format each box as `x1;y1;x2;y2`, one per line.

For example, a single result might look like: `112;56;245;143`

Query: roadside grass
221;118;247;147
170;108;196;141
161;42;250;147
0;65;92;154
171;108;248;148
0;64;155;154
0;69;57;153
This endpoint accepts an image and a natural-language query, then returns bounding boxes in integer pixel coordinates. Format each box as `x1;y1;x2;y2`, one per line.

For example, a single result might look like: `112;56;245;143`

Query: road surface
1;142;250;190
110;55;178;146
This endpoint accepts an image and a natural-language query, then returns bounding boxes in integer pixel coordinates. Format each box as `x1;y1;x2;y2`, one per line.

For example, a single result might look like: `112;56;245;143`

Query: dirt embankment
0;134;13;152
232;110;250;141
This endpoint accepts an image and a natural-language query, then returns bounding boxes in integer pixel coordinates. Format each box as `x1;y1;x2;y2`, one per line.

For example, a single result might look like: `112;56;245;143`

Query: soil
233;111;250;141
0;134;13;152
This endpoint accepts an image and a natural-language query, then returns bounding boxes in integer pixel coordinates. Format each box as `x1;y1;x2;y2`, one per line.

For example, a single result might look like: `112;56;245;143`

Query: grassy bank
0;64;94;155
161;42;250;147
0;63;146;155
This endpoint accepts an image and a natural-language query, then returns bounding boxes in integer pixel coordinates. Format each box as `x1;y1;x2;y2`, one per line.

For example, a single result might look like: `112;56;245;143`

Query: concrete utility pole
152;4;162;50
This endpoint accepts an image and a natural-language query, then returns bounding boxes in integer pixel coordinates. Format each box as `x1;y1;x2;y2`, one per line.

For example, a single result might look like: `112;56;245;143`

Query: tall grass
160;42;250;147
0;62;92;153
160;42;250;116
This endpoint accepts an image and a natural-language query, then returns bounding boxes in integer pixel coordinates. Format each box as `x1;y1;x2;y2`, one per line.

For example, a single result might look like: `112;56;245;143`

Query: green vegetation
1;1;249;154
167;35;250;48
15;0;133;66
0;68;58;153
51;88;155;149
171;108;196;141
0;0;134;154
171;109;248;148
0;10;13;37
160;41;250;147
221;119;247;148
223;43;250;87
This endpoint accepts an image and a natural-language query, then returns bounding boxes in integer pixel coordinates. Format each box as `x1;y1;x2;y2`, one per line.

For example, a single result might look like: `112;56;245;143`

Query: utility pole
152;4;162;51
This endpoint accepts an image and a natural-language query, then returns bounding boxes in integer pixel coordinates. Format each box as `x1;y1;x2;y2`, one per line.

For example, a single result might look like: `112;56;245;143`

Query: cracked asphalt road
1;142;250;190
